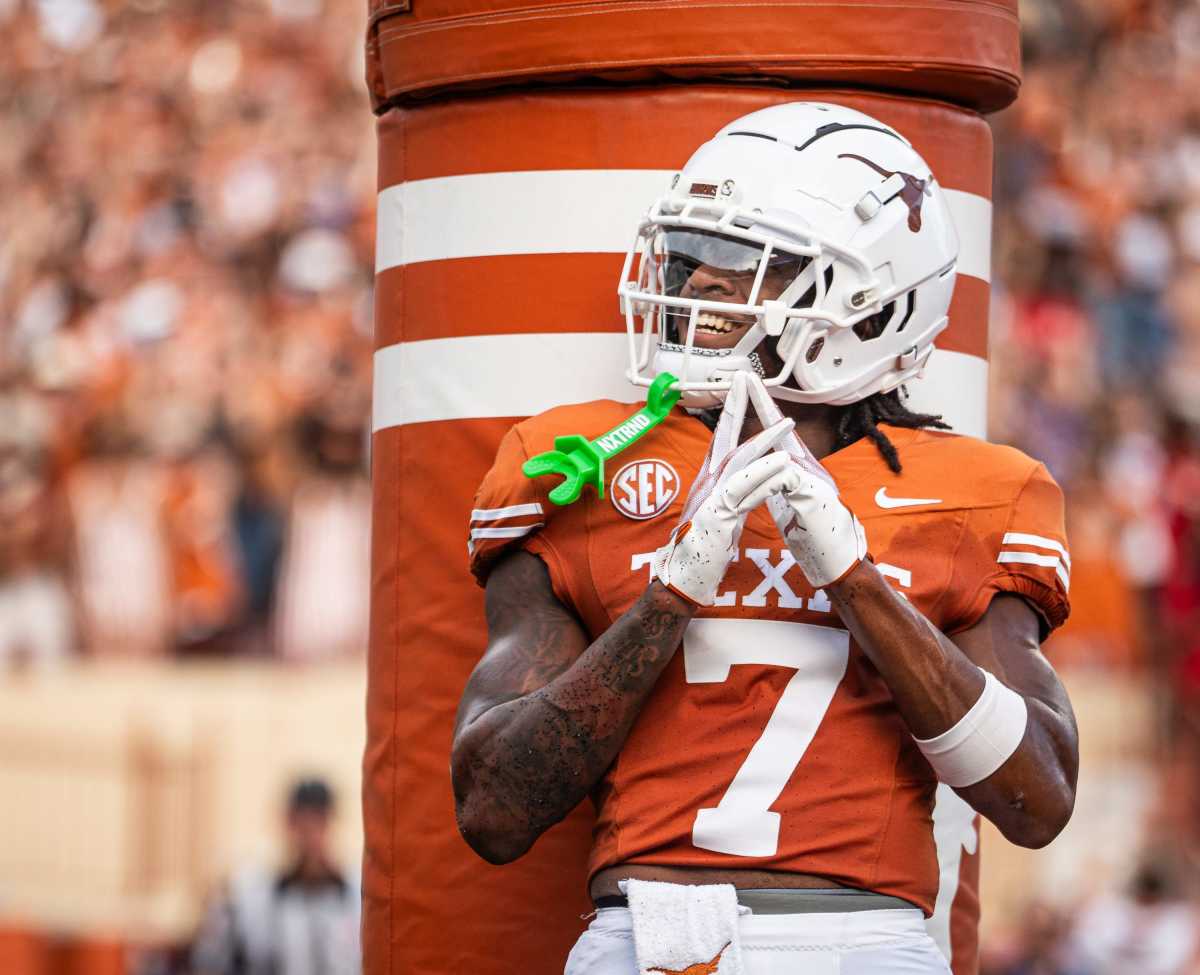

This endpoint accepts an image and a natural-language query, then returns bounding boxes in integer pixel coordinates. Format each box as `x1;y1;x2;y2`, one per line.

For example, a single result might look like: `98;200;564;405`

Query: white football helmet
618;102;959;408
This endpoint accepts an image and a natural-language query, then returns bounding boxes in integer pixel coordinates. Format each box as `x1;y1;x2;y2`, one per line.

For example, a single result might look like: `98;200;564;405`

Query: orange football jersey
468;401;1070;971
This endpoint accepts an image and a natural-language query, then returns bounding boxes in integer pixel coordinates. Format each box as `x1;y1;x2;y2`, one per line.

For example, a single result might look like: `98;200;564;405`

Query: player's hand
652;417;795;606
749;450;868;589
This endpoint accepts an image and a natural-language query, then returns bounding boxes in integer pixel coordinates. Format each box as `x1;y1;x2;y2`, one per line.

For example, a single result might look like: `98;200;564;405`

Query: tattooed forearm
462;695;610;843
593;598;687;695
452;554;695;864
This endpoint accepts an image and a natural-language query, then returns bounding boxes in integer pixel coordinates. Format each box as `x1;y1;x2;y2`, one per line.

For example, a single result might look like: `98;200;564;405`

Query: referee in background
191;778;361;975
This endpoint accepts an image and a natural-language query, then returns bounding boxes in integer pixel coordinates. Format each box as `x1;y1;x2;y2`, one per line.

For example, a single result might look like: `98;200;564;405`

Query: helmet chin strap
666;350;772;410
680;354;770;421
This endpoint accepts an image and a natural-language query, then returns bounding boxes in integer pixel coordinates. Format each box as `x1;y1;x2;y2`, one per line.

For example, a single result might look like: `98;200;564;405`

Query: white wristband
914;670;1029;788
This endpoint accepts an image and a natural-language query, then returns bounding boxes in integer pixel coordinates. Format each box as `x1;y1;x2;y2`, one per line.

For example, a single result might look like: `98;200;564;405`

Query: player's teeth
697;314;735;333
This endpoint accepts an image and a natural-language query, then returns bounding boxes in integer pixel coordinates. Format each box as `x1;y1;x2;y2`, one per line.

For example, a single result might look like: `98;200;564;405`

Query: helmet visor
652;229;807;298
638;228;810;343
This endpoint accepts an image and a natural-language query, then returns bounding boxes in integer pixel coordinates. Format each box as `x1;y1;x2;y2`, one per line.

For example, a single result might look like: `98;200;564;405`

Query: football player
452;103;1078;975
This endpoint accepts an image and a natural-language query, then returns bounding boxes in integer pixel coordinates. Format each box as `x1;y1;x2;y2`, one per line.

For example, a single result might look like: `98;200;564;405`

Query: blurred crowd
5;0;1200;969
983;0;1200;968
0;0;375;664
982;862;1200;975
992;0;1200;689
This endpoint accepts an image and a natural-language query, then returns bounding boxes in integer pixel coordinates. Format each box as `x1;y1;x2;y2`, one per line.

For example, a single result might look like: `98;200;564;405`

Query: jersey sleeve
468;422;585;611
468;424;548;584
945;462;1071;638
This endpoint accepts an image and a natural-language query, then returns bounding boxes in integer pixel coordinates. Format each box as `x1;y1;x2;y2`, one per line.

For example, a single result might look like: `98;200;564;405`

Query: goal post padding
366;5;1018;973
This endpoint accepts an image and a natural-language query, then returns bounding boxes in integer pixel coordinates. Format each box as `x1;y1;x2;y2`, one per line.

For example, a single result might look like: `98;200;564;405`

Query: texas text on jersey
468;403;1070;972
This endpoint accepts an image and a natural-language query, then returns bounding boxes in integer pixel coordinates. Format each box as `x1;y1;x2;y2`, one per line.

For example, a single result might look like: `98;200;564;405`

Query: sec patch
611;459;679;520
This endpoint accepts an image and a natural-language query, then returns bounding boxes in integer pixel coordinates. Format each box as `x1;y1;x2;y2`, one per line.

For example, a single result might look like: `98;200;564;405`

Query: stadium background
1;0;1199;972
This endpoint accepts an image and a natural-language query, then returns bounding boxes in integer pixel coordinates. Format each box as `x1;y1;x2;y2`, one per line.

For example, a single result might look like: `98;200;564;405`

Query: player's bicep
951;595;1061;700
950;593;1078;763
454;550;589;736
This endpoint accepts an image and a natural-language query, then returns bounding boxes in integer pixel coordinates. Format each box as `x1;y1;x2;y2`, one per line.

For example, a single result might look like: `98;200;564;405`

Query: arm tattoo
453;553;695;860
482;555;583;694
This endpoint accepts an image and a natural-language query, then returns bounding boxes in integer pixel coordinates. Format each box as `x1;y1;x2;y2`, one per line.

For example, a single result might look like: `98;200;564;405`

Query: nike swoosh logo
875;487;943;509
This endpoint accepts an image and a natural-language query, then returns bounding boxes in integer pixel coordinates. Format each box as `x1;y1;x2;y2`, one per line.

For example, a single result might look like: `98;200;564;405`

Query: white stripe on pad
375;171;992;284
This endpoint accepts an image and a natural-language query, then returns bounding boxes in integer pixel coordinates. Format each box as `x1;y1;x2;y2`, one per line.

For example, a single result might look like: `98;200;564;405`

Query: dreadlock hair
830;300;950;474
832;389;950;475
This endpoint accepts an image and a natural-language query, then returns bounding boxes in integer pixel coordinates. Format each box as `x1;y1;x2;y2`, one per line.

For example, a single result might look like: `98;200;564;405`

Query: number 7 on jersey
684;618;851;857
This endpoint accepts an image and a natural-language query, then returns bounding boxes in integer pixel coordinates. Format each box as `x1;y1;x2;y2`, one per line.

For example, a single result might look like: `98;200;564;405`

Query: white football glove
758;450;868;589
653;418;796;605
653;370;798;606
701;371;868;590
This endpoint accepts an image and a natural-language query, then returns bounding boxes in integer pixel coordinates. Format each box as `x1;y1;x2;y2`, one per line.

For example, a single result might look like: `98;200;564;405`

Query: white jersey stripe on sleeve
467;522;545;557
997;551;1070;591
470;524;544;542
471;502;544;522
1001;532;1071;569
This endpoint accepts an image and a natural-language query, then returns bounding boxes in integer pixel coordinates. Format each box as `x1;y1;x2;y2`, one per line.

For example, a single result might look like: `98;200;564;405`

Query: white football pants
564;907;952;975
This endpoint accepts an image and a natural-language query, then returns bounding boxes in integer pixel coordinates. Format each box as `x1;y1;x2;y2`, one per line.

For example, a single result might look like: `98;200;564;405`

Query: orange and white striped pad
367;87;995;975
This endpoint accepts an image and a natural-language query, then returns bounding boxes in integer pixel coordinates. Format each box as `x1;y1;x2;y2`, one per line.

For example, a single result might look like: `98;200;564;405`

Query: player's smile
680;262;777;349
693;310;754;345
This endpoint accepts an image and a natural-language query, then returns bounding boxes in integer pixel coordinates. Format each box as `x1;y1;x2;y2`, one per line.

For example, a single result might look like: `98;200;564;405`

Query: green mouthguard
522;372;681;505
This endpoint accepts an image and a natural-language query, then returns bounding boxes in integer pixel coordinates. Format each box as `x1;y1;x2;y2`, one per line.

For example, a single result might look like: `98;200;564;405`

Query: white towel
621;879;747;975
